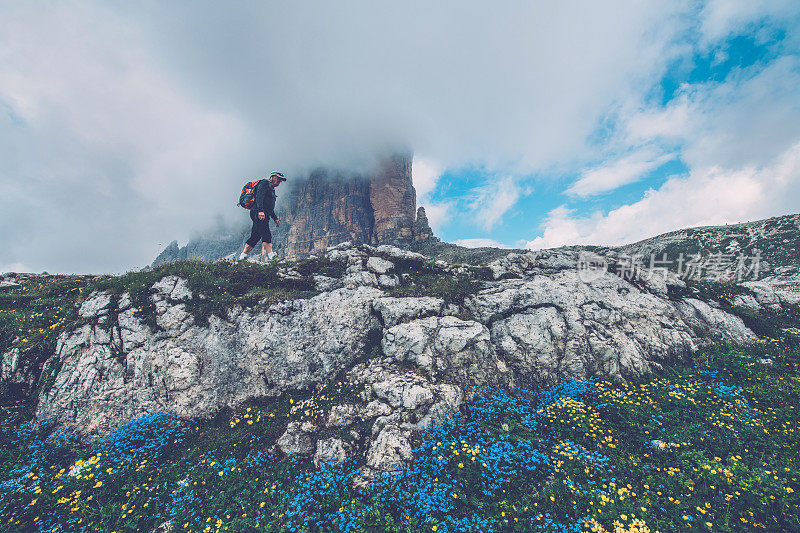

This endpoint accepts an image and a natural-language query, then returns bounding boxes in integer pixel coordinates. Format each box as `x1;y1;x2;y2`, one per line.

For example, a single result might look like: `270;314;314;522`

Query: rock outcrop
413;207;434;242
275;153;436;259
19;242;776;479
368;154;417;244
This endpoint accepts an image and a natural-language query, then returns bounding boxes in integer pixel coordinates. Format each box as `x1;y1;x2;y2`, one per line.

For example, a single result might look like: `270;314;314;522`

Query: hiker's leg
241;211;261;259
245;211;261;250
262;223;273;256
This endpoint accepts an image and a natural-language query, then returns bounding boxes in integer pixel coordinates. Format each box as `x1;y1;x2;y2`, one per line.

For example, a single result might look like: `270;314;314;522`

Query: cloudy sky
1;1;799;273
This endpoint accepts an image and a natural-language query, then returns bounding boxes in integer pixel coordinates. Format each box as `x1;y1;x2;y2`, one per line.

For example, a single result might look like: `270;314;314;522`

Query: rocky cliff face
368;154;418;244
270;171;375;258
152;153;437;266
18;241;792;479
273;154;433;259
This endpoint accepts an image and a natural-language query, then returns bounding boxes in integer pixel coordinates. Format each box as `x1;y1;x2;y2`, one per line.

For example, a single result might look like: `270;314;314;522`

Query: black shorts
246;209;272;246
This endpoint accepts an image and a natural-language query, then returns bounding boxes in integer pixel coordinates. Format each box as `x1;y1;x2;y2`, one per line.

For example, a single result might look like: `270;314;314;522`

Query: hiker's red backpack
237;179;263;209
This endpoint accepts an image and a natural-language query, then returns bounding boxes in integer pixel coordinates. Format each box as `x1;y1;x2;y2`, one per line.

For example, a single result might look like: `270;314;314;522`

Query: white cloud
119;1;690;173
538;16;800;251
625;100;691;144
1;1;695;272
567;148;674;197
526;141;800;250
699;0;800;44
411;156;443;199
524;206;594;250
454;238;510;249
0;3;249;272
624;56;800;171
469;176;522;230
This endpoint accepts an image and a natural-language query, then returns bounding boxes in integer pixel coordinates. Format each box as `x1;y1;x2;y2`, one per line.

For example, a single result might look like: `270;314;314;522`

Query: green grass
384;260;482;311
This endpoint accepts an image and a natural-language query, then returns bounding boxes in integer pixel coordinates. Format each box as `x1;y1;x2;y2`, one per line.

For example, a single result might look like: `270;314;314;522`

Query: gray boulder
277;421;317;456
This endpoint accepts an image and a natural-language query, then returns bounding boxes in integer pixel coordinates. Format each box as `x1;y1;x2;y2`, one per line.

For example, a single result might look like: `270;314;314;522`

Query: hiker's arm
266;190;278;222
255;181;267;212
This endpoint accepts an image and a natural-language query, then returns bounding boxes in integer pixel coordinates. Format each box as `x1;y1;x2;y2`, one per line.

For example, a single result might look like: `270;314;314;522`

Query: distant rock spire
152;240;183;267
413;206;436;242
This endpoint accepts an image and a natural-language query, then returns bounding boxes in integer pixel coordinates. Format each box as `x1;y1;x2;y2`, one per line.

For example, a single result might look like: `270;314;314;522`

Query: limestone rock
372;296;445;327
413;207;436;242
676;299;754;342
366;256;395;275
648;439;680;451
732;293;761;312
327;404;362;428
277;267;304;281
314;437;348;467
79;292;112;318
118;292;132;310
382;315;509;392
369;154;417;244
343;271;379;288
151;521;173;533
152;276;192;301
486;253;537;280
377;274;400;288
313;275;342;292
25;238;774;481
375;245;427;264
466;269;753;382
328;246;367;267
277;421;317;456
362;399;393;419
36;285;383;439
740;281;782;311
0;348;27;391
365;425;413;475
372;374;435;411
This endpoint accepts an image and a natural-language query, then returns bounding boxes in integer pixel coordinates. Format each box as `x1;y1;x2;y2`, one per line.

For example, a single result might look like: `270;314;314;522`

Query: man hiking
238;171;286;262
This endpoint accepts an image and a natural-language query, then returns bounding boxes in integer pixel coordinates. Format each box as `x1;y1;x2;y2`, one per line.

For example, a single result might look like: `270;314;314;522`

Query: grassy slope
1;258;799;532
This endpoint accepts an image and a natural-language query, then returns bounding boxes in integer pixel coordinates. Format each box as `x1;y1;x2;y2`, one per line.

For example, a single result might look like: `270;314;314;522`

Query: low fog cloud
2;1;794;272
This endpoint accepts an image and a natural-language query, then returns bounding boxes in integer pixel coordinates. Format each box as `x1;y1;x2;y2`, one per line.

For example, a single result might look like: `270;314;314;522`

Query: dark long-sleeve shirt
253;179;278;222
